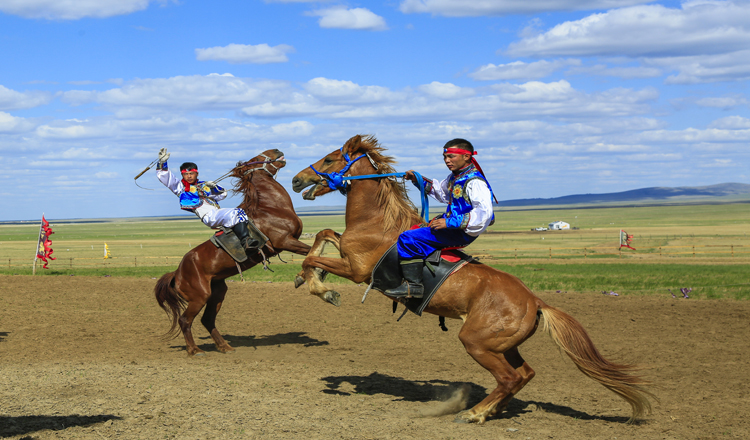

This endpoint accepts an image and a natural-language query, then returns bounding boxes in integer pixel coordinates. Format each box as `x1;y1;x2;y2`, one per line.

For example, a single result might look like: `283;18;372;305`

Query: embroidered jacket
156;162;227;212
423;164;495;237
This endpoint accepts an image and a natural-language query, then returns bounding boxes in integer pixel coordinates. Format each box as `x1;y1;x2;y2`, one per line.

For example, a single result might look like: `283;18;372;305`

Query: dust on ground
1;274;748;439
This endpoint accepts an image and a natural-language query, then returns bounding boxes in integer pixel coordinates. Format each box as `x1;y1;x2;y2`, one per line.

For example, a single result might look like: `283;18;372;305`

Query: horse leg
295;229;341;289
174;275;211;356
178;298;209;356
487;347;535;417
201;279;235;354
454;301;539;424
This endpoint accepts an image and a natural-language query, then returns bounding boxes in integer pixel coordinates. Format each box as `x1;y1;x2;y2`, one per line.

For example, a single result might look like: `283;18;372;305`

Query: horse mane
230;162;260;217
353;135;424;233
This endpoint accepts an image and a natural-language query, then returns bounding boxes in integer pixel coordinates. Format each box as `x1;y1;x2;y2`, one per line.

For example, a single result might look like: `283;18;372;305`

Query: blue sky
1;0;749;221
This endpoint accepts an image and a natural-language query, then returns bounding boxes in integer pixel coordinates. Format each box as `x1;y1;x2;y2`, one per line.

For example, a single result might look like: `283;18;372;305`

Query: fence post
693;246;695;258
584;248;587;259
134;257;137;267
514;248;517;260
731;245;734;257
70;257;72;268
549;248;552;259
659;247;662;257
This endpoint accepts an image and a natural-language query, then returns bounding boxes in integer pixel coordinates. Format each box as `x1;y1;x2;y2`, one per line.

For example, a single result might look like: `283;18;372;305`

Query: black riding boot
384;260;424;299
232;221;261;250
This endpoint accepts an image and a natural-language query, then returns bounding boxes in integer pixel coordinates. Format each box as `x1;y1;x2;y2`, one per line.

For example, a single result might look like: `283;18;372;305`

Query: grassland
2;203;749;299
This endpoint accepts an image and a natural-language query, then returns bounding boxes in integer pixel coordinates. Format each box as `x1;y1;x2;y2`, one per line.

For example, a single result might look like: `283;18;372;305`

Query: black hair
180;162;198;172
443;138;474;153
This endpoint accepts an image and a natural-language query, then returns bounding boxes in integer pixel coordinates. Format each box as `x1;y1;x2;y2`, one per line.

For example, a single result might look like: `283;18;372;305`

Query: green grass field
2;203;749;299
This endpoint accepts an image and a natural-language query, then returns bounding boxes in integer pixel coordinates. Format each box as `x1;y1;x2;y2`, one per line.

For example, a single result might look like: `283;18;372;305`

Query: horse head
292;134;378;200
232;148;286;180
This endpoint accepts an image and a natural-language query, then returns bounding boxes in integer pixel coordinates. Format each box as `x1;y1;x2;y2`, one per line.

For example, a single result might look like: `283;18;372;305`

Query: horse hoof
453;410;482;424
294;276;305;289
323;290;341;307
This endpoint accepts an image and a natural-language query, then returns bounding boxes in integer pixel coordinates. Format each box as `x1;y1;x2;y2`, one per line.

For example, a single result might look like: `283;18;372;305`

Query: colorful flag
104;243;111;259
37;216;56;269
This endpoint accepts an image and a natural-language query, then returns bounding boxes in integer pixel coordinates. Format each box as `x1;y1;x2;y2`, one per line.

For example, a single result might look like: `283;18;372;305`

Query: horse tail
154;272;186;340
539;304;655;423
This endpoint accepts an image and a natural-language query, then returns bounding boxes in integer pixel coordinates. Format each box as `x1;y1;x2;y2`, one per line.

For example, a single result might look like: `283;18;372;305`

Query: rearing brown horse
155;149;310;356
291;135;655;424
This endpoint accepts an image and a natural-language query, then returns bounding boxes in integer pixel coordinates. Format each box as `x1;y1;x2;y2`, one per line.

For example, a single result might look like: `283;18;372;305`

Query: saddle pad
209;229;248;263
368;243;474;316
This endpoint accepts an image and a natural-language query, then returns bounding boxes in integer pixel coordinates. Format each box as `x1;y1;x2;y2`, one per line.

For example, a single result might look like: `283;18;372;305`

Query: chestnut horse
291;135;654;424
155;149;310;356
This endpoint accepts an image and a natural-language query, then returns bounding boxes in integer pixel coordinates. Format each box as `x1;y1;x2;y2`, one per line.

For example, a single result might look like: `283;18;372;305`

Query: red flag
37;216;56;269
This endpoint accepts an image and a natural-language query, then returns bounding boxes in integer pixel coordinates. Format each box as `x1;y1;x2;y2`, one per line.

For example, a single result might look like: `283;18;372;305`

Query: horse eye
324;158;332;164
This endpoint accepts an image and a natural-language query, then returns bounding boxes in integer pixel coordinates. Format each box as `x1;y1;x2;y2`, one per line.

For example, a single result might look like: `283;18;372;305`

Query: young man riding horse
155;148;263;251
387;138;496;299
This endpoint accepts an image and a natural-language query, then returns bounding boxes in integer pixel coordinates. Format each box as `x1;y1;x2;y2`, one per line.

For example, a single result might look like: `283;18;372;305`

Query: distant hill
499;183;750;208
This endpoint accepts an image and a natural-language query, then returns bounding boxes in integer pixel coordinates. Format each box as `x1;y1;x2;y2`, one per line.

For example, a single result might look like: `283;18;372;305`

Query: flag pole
33;213;44;275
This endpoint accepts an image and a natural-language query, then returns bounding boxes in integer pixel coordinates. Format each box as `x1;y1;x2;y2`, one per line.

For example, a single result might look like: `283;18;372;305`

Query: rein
214;155;284;184
308;147;430;222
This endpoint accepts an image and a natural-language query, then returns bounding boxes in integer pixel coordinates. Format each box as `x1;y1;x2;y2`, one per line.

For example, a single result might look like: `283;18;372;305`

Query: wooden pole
32;214;44;275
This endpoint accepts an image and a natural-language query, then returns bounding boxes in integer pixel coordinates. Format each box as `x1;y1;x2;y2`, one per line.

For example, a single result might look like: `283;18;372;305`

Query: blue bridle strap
308;148;430;222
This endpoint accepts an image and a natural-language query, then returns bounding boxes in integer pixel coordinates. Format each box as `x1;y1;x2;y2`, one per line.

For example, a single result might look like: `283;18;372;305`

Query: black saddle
367;243;474;316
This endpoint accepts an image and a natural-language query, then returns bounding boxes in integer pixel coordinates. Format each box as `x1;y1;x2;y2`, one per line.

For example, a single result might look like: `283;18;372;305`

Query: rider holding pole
155;148;262;251
385;139;496;299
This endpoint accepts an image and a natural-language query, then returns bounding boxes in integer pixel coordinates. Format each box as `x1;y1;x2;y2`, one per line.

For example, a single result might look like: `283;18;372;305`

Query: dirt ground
1;274;748;440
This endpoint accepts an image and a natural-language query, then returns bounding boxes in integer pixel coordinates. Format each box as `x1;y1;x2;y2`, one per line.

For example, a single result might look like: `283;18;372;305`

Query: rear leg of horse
200;279;235;354
454;301;539;423
174;277;211;356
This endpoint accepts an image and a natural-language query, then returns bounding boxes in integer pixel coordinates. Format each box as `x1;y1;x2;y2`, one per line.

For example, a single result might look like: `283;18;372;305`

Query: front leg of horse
299;255;356;307
295;229;341;288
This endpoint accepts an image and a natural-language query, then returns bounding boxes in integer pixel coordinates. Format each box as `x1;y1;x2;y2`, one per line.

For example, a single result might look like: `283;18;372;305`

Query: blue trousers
396;226;476;259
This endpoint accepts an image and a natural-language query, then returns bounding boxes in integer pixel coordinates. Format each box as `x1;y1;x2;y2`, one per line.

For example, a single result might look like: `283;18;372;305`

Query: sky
1;0;749;221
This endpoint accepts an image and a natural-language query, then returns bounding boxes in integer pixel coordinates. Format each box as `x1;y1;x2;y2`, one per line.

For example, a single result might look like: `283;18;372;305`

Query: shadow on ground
0;414;121;438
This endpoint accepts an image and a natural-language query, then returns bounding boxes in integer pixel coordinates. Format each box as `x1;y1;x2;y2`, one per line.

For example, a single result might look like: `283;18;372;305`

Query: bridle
308;146;368;195
241;153;284;178
307;147;430;222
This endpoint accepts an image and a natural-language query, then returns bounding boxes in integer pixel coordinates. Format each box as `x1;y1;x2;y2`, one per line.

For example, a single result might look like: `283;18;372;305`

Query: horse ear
344;135;362;154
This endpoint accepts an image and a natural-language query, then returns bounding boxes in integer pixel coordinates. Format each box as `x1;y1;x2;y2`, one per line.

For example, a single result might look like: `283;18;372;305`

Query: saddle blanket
366;243;474;316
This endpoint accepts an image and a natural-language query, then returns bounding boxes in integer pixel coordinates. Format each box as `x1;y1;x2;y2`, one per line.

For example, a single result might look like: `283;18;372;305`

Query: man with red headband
385;139;496;299
155;148;261;250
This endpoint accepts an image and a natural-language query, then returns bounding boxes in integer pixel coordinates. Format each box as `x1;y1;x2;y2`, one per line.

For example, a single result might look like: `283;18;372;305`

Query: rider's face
443;153;471;172
182;171;198;184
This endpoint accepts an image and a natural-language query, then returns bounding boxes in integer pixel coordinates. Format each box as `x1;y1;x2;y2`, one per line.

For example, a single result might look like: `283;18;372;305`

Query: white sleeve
209;189;228;202
464;179;494;236
427;176;452;204
157;169;184;196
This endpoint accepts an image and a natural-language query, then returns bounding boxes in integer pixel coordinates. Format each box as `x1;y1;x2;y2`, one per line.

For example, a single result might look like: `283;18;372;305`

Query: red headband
444;147;476;156
180;168;198;174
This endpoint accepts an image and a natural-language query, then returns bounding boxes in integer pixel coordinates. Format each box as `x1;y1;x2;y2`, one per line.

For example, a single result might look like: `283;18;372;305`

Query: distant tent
548;221;570;230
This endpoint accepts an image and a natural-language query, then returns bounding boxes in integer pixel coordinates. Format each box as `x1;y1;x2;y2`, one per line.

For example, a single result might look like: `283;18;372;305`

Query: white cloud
195;43;295;64
309;7;388;31
507;1;750;58
657;50;750;84
398;0;653;17
0;112;35;133
708;116;750;129
0;0;163;20
418;82;475;99
95;172;119;178
567;63;662;79
696;96;749;109
470;59;579;80
0;85;52;111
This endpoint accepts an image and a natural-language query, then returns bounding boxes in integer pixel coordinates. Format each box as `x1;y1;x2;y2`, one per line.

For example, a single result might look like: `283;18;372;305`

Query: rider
385;139;496;299
155;148;261;250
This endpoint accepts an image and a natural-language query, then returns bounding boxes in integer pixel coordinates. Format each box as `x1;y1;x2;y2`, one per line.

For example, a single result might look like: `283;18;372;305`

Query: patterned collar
450;164;476;181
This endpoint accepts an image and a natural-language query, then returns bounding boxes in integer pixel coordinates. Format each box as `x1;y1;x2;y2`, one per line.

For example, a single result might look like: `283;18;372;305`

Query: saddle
209;226;268;263
366;243;475;316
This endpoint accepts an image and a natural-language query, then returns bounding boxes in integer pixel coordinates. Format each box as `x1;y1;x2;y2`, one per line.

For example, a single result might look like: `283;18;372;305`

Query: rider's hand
429;218;447;230
204;181;217;189
158;148;170;163
404;170;418;184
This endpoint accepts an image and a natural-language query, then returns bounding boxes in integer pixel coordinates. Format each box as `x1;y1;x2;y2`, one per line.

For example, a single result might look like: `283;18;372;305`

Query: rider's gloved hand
157;148;170;169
